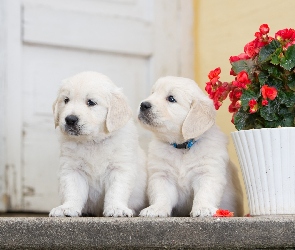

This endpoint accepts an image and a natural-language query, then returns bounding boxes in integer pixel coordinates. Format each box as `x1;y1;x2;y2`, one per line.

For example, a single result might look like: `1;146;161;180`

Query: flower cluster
205;24;295;130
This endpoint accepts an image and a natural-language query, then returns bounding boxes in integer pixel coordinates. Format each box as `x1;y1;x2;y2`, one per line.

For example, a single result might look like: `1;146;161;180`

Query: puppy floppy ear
182;98;216;140
52;98;59;128
106;90;132;133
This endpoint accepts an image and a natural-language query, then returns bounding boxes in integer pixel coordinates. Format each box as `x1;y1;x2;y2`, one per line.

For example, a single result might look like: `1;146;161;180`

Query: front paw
190;206;217;217
103;205;133;217
49;205;81;217
139;205;171;217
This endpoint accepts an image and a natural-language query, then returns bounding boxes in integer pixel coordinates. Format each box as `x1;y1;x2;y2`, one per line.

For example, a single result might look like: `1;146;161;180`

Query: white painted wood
0;0;8;212
23;0;153;21
179;0;194;79
23;4;153;56
21;45;149;210
1;0;194;212
1;0;23;211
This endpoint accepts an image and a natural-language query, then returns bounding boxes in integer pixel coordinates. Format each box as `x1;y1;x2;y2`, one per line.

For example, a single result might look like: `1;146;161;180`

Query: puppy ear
52;98;59;128
182;98;215;140
106;90;132;133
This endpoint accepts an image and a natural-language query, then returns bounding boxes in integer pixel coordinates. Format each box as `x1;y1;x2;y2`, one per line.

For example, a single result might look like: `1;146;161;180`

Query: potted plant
205;24;295;216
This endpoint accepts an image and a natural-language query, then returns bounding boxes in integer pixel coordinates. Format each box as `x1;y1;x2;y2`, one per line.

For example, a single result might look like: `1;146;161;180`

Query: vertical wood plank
0;0;8;212
3;0;23;210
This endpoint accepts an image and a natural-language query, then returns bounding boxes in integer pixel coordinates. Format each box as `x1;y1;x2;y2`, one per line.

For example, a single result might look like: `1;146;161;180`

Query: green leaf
283;92;295;107
277;91;288;105
246;115;264;129
267;77;284;89
270;47;283;65
258;40;281;63
240;90;258;111
231;59;254;75
267;65;281;78
278;107;290;116
260;100;279;121
287;74;295;91
264;120;283;128
280;44;295;70
266;112;295;127
234;110;249;130
281;114;295;127
258;71;269;85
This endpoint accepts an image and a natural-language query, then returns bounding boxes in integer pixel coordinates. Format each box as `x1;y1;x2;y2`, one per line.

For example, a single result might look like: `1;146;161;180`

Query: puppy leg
49;168;89;217
190;166;226;217
103;167;134;217
139;173;178;217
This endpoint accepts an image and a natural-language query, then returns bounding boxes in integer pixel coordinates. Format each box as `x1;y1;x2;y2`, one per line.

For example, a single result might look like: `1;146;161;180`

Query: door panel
1;0;194;211
22;44;150;210
23;4;153;56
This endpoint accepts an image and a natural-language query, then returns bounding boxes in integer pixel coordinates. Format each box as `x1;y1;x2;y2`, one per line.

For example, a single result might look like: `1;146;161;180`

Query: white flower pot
231;127;295;216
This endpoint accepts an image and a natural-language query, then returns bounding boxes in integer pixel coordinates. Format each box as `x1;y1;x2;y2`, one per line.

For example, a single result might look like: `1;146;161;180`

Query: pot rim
231;127;295;135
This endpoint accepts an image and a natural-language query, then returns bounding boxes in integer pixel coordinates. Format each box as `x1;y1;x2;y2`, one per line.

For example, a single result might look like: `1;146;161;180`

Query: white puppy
49;71;147;217
138;76;243;217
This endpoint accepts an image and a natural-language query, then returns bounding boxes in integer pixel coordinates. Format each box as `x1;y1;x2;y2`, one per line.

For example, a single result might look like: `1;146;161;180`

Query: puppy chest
165;155;201;192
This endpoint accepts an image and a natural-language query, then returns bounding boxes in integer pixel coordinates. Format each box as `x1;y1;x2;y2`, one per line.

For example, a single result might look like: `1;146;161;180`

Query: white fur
49;71;147;217
138;76;243;217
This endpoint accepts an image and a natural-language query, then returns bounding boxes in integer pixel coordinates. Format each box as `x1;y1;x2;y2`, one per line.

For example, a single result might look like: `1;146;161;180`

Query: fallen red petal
213;209;234;217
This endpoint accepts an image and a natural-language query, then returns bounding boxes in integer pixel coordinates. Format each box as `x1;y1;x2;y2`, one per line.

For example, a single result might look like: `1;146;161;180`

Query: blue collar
171;139;197;150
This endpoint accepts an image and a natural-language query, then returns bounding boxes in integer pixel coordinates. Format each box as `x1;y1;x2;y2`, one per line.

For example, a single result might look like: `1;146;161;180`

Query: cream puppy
138;76;243;217
49;71;147;217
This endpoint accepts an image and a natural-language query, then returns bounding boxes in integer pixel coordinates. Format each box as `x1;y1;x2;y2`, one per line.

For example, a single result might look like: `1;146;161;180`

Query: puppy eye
64;97;69;104
167;95;177;103
87;99;97;107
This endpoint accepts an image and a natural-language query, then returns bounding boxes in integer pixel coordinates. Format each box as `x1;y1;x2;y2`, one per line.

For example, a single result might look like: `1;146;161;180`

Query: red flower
231;113;235;124
244;40;257;57
255;32;262;39
249;99;257;107
233;88;243;99
230;68;236;76
208;67;221;82
259;24;270;35
275;28;295;49
232;71;251;89
275;28;295;41
261;85;277;100
228;102;238;113
229;53;250;63
213;209;234;217
262;99;268;106
249;99;258;113
237;71;251;84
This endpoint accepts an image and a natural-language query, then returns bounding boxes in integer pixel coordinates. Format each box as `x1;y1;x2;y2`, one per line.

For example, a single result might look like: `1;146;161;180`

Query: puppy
138;76;243;217
49;71;147;217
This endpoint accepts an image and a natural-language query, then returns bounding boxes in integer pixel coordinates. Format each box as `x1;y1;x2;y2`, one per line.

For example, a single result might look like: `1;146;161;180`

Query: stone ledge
0;216;295;249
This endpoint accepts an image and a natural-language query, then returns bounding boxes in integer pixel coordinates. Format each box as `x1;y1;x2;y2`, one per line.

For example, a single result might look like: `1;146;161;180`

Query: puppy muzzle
64;115;81;136
138;102;156;126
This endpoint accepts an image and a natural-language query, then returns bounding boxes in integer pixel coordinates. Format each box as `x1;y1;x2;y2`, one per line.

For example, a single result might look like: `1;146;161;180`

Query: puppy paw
139;205;171;217
49;205;81;217
190;206;217;217
103;205;133;217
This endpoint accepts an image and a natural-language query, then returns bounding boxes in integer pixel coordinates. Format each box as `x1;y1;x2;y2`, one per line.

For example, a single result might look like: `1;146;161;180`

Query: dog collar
171;139;197;150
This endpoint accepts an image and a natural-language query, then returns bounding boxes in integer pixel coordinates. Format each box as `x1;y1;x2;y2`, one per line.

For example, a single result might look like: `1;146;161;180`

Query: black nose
65;115;79;126
140;102;152;111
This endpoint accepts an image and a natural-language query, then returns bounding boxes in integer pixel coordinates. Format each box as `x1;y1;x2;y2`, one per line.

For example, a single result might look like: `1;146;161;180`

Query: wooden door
0;0;194;212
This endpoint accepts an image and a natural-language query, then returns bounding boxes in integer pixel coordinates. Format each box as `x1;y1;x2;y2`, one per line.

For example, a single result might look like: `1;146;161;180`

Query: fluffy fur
49;71;147;217
138;76;243;217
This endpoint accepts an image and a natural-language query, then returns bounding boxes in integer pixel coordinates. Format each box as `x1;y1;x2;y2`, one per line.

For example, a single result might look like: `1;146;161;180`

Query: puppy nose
65;115;79;126
140;102;152;111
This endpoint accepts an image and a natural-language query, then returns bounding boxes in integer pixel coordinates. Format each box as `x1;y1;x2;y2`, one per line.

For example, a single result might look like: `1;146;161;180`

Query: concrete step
0;216;294;249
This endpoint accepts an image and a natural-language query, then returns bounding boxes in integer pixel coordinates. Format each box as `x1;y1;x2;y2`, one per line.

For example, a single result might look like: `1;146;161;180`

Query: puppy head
138;76;215;143
53;71;132;140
